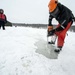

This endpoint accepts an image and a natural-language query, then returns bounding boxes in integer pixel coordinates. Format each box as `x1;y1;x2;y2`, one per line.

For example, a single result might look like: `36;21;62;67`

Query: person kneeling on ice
47;0;75;52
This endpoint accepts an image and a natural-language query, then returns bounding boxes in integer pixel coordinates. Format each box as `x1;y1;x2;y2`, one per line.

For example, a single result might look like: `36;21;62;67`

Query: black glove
48;29;55;36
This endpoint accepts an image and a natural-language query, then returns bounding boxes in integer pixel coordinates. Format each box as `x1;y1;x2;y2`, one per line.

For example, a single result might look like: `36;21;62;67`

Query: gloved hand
48;29;55;36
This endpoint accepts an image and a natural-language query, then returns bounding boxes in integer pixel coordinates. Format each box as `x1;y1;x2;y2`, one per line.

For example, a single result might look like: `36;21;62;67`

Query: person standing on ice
47;0;75;52
0;9;7;30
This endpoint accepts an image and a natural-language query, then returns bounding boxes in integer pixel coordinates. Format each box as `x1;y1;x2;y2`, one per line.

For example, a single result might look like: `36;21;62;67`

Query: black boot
54;46;62;52
48;42;55;44
48;41;55;44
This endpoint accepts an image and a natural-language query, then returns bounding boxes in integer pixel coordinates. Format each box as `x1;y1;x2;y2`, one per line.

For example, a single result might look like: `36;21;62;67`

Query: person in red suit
0;9;7;30
47;0;75;52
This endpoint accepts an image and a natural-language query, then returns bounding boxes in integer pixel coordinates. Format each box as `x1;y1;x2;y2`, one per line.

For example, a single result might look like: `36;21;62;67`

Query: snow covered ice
0;26;75;75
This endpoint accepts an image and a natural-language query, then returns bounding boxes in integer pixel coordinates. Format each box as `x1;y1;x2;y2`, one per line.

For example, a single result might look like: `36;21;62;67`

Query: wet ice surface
35;39;58;59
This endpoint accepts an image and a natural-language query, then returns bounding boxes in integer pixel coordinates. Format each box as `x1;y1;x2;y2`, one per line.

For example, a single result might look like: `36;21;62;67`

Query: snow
0;26;75;75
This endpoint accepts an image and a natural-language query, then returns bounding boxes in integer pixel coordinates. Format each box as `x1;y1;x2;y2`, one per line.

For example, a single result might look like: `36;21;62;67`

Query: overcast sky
0;0;75;24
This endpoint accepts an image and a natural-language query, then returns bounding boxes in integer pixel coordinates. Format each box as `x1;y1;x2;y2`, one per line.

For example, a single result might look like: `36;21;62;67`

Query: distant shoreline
12;23;75;32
